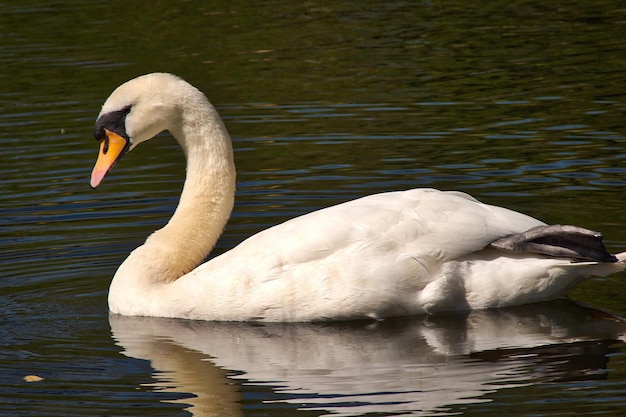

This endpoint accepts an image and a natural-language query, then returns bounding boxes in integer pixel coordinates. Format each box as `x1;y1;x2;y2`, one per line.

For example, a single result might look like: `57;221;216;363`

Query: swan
90;73;626;322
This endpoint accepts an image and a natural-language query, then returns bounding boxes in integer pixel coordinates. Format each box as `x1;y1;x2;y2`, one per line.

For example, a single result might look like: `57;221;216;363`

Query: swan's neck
120;103;235;285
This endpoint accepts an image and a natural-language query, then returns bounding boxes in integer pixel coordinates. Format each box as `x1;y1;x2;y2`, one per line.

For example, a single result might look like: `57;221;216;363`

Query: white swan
90;73;626;322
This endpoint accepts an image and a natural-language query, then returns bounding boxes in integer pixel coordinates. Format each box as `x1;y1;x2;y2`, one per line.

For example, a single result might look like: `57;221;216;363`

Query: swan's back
226;188;543;265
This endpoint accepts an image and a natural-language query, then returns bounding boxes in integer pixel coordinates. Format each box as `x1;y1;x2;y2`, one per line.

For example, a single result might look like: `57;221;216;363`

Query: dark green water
2;1;626;415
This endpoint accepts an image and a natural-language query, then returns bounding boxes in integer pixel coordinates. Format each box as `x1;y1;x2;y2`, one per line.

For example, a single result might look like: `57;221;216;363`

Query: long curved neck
136;102;236;284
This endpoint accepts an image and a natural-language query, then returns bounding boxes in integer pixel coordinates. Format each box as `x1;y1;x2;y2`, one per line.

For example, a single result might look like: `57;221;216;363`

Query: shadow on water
111;300;626;417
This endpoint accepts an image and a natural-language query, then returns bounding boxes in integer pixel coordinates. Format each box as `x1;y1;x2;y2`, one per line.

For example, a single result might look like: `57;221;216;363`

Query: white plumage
89;73;625;322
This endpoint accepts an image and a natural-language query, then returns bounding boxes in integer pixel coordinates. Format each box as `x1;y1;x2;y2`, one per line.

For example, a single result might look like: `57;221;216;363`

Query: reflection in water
110;301;626;416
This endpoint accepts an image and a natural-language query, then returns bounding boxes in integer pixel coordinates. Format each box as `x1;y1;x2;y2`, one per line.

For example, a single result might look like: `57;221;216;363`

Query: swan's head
90;73;193;188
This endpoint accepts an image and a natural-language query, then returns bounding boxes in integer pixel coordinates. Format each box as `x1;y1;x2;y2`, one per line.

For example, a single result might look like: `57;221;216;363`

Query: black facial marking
94;105;132;141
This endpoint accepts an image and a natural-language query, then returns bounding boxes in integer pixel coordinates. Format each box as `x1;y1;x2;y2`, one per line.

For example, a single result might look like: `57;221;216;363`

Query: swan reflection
110;301;626;416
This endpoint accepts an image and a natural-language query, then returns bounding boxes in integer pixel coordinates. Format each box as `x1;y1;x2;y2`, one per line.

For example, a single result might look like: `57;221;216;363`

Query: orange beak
90;129;130;188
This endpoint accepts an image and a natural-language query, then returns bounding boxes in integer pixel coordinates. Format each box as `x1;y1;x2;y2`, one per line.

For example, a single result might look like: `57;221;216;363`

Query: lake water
2;1;626;416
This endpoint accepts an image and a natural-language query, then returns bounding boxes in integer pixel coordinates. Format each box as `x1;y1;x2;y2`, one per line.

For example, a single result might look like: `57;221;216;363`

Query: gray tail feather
489;225;618;263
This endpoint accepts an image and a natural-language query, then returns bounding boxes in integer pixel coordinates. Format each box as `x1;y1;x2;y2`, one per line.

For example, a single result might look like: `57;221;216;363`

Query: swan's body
90;73;625;322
